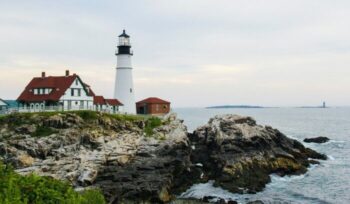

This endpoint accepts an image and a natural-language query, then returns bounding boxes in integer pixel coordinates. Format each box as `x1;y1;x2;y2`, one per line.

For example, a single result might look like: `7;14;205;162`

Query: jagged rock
15;124;36;134
78;168;98;186
43;115;65;128
17;153;34;167
247;201;264;204
190;114;327;193
304;136;330;143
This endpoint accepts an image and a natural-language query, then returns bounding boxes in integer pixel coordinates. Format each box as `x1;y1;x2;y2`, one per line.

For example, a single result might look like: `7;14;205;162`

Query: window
34;89;38;95
71;89;75;96
130;88;132;93
75;79;79;85
163;105;167;110
75;101;78;105
78;89;81;97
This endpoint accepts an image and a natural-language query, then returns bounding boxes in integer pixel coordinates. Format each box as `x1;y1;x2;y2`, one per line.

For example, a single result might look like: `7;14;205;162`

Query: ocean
174;107;350;204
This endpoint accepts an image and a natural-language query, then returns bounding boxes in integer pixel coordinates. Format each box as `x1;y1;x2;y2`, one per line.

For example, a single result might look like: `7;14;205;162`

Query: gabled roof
84;83;96;97
105;99;123;106
93;96;106;105
17;75;79;102
136;97;170;104
94;96;123;106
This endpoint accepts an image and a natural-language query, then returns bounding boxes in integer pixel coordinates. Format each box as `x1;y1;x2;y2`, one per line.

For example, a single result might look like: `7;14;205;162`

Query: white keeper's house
17;70;123;113
0;98;9;113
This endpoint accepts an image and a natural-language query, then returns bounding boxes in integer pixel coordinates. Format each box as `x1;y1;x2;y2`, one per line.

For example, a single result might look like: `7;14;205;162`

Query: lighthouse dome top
119;30;130;38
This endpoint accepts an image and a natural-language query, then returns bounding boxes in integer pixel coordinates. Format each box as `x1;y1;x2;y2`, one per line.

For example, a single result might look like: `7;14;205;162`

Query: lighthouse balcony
116;47;133;55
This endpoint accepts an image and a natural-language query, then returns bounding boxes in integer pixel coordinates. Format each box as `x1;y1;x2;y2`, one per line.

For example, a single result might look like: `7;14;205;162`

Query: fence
0;106;123;115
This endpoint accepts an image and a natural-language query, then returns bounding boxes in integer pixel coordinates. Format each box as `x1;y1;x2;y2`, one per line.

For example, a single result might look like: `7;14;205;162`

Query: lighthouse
114;30;136;114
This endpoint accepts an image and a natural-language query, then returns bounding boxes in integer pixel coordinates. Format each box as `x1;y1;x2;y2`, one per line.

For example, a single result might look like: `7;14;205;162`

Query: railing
0;106;123;115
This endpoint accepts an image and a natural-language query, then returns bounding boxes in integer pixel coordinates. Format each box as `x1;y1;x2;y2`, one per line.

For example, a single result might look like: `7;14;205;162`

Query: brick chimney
65;70;70;76
41;72;46;78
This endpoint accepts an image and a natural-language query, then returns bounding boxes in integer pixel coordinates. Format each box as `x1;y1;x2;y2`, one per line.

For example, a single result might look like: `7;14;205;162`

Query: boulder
17;154;34;167
303;136;330;143
190;114;327;193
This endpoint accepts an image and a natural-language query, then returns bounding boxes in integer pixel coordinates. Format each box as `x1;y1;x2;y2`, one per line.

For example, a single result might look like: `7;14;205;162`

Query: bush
144;117;162;136
73;111;99;121
0;162;106;204
31;126;58;137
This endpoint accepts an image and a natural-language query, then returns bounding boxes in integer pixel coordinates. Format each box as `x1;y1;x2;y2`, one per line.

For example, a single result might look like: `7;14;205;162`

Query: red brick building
136;97;170;115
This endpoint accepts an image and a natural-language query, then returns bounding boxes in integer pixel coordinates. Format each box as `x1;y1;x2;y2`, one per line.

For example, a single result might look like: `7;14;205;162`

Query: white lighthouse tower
114;30;136;114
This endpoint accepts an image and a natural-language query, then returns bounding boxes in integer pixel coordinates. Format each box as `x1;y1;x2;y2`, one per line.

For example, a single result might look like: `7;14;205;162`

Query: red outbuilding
136;97;170;115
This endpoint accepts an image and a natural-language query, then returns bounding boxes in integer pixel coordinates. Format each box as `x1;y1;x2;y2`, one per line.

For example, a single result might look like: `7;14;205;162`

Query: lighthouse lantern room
114;30;136;114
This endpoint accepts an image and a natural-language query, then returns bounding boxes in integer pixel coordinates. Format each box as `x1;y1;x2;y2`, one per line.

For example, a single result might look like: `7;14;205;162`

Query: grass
31;126;58;137
144;117;163;137
0;162;106;204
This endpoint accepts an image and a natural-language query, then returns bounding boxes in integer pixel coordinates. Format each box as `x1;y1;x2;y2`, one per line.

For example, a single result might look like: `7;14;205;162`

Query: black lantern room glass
118;30;130;46
116;30;132;55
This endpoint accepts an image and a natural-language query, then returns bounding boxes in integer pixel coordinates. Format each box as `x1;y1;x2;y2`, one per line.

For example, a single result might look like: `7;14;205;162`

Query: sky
0;0;350;107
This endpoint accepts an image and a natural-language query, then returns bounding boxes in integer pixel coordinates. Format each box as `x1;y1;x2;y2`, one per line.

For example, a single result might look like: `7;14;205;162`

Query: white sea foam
179;180;241;202
328;155;335;160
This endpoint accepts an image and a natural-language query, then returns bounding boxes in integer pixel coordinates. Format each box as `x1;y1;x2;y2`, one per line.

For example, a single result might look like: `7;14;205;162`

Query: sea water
174;107;350;204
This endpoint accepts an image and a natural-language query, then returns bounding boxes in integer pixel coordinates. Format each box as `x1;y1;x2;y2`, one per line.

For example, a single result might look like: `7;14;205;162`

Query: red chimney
41;72;46;78
65;70;70;76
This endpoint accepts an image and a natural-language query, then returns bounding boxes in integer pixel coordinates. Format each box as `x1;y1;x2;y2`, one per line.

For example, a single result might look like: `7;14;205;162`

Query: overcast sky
0;0;349;107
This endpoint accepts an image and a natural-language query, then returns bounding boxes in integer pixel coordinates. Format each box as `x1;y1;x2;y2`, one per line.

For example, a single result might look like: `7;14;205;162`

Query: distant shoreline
206;105;268;109
205;105;330;109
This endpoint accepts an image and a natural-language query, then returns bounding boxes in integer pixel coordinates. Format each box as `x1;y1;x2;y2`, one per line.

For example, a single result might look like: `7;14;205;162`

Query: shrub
31;126;58;137
0;162;106;204
73;111;99;121
144;117;162;137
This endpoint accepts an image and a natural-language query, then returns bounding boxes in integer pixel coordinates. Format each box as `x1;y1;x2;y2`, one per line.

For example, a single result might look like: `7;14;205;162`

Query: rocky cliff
189;115;326;195
0;112;326;203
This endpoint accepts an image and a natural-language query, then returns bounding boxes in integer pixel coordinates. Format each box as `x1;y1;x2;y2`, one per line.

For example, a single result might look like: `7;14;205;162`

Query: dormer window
33;88;52;95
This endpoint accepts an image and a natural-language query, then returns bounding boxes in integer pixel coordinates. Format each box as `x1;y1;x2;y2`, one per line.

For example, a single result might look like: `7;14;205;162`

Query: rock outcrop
0;112;191;203
189;114;327;194
0;112;327;203
303;136;330;143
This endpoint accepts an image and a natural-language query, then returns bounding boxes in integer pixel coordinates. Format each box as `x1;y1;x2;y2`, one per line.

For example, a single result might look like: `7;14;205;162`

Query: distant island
296;106;328;109
206;105;266;109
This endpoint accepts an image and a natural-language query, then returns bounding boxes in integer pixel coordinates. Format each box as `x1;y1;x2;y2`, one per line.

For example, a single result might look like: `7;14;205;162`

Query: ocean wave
179;180;240;202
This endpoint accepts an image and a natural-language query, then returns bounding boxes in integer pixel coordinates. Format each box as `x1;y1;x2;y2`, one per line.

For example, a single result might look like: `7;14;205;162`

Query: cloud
0;0;350;106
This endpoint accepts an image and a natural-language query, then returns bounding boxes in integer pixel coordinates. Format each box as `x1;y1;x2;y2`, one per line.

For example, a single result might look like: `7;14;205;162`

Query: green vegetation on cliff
0;111;163;137
144;117;163;136
0;162;105;204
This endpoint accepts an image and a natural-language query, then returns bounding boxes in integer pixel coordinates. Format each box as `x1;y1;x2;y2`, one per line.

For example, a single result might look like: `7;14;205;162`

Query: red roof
136;97;170;104
84;83;96;96
94;96;123;106
17;75;79;102
105;99;123;106
93;96;105;105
